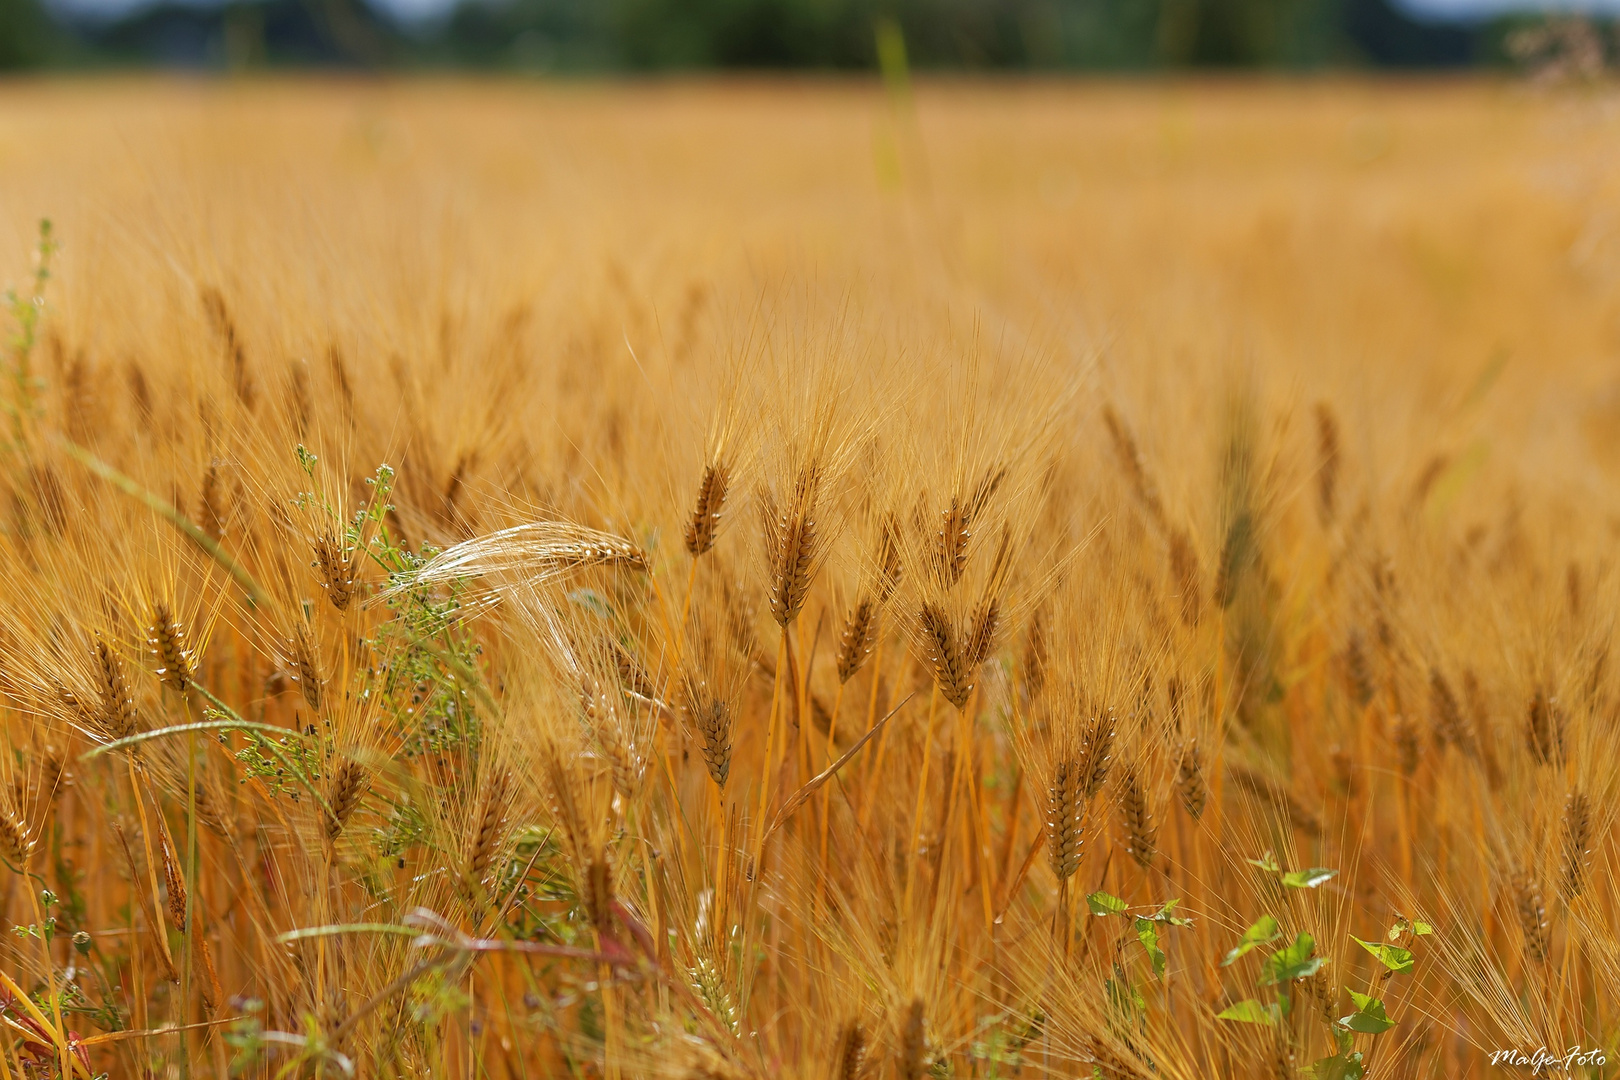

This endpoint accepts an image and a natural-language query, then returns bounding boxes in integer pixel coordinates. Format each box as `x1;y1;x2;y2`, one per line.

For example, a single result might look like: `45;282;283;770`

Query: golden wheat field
0;75;1617;1079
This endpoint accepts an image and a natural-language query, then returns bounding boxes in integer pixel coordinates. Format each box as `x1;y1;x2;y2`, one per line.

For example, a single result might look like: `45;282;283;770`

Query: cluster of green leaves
967;1008;1044;1076
9;887;57;943
223;998;268;1075
321;456;490;764
1081;888;1193;1072
228;720;322;803
1216;856;1431;1080
1086;890;1193;981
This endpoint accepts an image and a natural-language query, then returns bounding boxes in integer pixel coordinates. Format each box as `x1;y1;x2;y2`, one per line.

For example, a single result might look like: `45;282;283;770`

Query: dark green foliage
39;0;1505;70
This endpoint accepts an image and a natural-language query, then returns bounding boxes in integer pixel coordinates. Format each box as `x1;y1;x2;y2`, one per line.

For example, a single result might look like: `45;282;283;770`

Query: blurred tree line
0;0;1584;71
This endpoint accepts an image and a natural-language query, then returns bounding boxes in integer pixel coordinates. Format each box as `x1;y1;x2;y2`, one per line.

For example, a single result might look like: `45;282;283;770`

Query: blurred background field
4;75;1619;490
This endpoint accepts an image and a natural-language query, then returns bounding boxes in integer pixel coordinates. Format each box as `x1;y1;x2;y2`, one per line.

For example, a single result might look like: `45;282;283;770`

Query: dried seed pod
684;461;730;558
1176;741;1207;822
149;603;194;693
1046;758;1084;880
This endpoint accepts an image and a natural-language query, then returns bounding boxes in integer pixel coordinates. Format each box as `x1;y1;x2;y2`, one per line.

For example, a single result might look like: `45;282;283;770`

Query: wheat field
0;76;1616;1078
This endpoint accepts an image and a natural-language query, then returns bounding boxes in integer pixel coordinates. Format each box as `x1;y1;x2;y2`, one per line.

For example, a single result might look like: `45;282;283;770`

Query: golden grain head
148;602;194;693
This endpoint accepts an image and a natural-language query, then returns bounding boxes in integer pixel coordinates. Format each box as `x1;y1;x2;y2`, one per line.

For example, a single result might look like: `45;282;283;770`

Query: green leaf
1223;915;1281;966
1352;937;1414;974
1412;921;1433;937
1087;890;1128;917
1306;1050;1366;1080
1135;917;1166;980
1216;999;1275;1025
1261;933;1323;986
1247;851;1281;873
1340;989;1394;1034
1144;898;1194;926
1281;867;1338;889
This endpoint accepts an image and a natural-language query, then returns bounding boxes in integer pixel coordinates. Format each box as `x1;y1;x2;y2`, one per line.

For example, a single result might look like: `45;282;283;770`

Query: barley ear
1560;790;1592;900
0;795;32;870
834;1021;868;1080
686;682;733;788
836;597;878;685
149;602;195;693
899;999;927;1080
1045;758;1084;880
313;531;357;611
1080;711;1118;799
466;769;513;891
1176;740;1207;822
918;603;970;708
1314;401;1340;525
94;635;139;741
324;759;368;841
1119;762;1157;869
1512;870;1550;963
292;624;323;712
685;461;730;558
156;812;188;932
